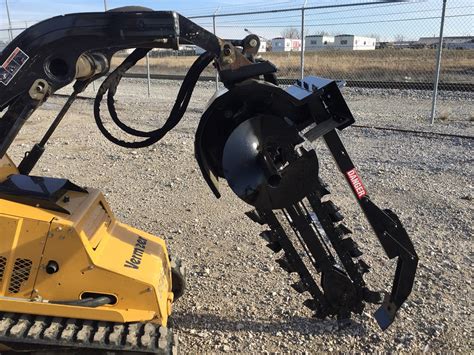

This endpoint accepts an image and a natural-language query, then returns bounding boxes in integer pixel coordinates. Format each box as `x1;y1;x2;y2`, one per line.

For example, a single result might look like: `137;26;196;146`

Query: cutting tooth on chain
259;230;283;252
259;230;274;243
322;200;344;222
317;178;331;197
362;288;384;304
340;238;363;257
245;209;265;225
303;298;318;311
290;280;307;293
319;187;330;197
276;256;294;273
334;224;352;239
357;260;371;274
266;241;282;253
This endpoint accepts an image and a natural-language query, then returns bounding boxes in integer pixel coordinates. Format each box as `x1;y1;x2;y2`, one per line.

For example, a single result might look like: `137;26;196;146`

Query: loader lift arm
0;6;275;167
0;6;417;337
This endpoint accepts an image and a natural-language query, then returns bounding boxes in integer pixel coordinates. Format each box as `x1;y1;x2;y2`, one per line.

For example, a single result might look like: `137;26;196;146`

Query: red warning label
346;168;367;199
0;47;29;86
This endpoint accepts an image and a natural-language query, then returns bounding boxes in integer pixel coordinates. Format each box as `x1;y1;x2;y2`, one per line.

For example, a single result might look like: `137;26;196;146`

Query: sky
0;0;472;42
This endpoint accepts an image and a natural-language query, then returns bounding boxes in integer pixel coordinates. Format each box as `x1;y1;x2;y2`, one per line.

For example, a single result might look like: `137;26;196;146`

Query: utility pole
5;0;13;41
103;0;108;11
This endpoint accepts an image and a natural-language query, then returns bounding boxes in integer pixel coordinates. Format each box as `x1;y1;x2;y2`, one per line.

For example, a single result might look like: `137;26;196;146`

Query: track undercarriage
0;312;177;354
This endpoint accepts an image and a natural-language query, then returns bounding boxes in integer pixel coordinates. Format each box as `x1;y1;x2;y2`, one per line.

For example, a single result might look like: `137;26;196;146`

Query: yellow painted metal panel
0;187;172;326
0;215;50;298
0;216;19;293
0;199;57;222
94;222;172;321
0;298;156;323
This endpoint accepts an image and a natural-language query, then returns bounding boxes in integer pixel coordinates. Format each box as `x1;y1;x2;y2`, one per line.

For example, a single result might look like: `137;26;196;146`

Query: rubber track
0;312;177;354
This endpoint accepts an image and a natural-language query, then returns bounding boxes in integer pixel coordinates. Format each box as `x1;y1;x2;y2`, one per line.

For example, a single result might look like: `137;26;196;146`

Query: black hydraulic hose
105;49;212;136
94;49;214;148
102;48;153;137
51;295;114;308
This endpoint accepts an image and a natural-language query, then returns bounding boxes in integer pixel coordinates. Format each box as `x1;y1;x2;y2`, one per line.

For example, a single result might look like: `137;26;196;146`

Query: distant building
333;35;376;50
418;36;474;47
178;45;195;51
373;36;474;50
291;39;301;52
392;41;423;49
376;41;394;49
447;39;474;50
305;35;335;51
271;38;301;52
304;35;376;51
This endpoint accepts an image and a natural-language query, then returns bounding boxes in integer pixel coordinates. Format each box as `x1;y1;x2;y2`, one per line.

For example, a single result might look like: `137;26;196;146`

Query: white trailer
305;35;335;51
271;38;301;52
334;35;376;50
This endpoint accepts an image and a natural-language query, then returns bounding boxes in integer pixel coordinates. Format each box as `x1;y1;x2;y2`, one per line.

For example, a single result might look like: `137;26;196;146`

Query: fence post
146;52;151;97
5;0;13;41
300;0;307;80
429;0;447;125
213;7;220;91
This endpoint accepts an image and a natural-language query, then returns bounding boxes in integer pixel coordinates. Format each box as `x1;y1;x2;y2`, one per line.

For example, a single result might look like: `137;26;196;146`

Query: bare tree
281;27;300;39
394;34;405;43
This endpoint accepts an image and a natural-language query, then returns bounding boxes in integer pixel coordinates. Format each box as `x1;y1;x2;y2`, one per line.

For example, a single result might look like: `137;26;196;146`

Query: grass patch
113;48;474;84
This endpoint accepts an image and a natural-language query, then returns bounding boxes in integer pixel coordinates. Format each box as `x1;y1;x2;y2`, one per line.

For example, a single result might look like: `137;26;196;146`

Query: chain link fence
1;0;473;121
188;0;473;90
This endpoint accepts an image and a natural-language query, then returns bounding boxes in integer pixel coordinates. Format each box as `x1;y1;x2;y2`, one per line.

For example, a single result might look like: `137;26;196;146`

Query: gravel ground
8;78;473;353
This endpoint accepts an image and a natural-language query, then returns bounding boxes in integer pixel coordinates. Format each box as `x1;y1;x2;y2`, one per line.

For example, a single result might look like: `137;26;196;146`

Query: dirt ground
7;78;473;353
